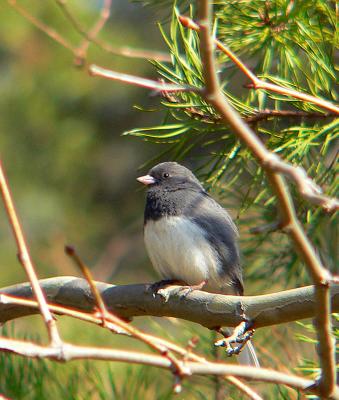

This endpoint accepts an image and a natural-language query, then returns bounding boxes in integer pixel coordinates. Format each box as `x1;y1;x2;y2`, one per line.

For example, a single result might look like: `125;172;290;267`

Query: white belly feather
144;216;224;291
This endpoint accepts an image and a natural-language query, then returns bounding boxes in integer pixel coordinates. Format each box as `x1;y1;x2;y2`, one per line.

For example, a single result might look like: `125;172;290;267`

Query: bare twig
0;160;61;346
249;221;282;234
162;92;336;123
4;2;338;396
75;0;112;63
0;293;128;334
262;154;339;212
65;246;108;320
93;44;172;63
226;376;263;400
89;64;200;93
0;293;261;399
163;53;338;213
7;0;171;62
55;0;171;63
196;1;336;396
244;109;337;123
4;282;337;399
7;0;76;52
179;15;339;115
63;246;190;383
1;337;338;399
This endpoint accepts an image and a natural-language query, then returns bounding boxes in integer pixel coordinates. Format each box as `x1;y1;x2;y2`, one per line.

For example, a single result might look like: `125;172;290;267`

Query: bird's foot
147;279;184;300
147;279;207;302
215;320;255;357
177;280;207;298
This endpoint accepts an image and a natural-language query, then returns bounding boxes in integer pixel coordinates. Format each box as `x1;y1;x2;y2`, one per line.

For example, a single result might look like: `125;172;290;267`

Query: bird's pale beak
137;174;156;185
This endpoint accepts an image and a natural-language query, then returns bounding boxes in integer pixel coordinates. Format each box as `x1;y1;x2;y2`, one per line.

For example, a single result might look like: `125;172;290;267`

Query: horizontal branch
162;92;337;124
0;337;338;399
244;109;337;123
1;277;338;329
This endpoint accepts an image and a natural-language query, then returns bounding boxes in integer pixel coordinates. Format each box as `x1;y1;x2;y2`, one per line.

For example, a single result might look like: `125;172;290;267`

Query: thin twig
7;0;76;52
0;293;261;399
0;160;61;346
163;39;339;212
249;221;282;234
7;0;171;62
55;0;171;63
179;15;339;115
0;293;128;334
95;44;172;63
263;154;339;212
162;92;337;123
89;64;200;93
64;246;190;382
65;246;107;320
75;0;112;63
1;337;338;399
196;1;336;397
226;376;263;400
244;109;336;123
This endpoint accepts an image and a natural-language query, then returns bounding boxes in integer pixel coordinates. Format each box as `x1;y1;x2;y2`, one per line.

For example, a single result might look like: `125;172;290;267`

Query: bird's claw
146;279;206;301
215;321;255;356
147;279;177;295
177;280;207;299
146;279;183;301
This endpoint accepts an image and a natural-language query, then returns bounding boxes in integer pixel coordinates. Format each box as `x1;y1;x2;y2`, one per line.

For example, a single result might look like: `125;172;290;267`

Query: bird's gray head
137;162;203;191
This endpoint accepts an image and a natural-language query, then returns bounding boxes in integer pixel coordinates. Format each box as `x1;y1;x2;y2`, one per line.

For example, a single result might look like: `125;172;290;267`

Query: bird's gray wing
185;191;243;295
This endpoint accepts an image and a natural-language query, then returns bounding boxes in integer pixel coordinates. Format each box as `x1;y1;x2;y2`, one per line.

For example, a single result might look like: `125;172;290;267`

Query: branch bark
89;65;200;93
196;1;336;396
179;15;339;115
7;0;171;62
1;337;338;399
1;277;338;329
0;160;61;346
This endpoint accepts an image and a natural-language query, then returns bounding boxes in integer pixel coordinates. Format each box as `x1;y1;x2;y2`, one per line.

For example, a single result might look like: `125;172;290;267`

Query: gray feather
186;193;243;295
238;342;260;367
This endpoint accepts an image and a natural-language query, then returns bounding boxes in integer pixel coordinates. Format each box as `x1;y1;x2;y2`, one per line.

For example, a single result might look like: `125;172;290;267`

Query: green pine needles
126;1;338;289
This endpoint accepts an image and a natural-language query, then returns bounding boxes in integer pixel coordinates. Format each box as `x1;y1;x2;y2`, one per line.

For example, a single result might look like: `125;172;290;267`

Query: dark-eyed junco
137;161;258;366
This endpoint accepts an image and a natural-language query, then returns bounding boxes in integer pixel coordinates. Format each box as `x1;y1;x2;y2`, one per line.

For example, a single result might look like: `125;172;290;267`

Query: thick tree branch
1;277;338;329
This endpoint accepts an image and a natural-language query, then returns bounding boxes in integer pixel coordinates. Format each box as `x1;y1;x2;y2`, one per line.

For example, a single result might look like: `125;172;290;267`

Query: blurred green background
0;0;165;289
0;1;336;399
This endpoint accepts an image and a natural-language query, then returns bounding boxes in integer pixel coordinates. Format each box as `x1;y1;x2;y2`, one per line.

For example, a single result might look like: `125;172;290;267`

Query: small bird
137;161;258;366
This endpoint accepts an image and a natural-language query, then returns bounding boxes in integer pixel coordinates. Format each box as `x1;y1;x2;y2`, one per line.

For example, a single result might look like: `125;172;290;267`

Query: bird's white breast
144;216;222;288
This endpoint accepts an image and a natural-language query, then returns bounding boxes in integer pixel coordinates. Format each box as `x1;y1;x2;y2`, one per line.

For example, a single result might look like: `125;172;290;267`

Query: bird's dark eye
163;172;169;178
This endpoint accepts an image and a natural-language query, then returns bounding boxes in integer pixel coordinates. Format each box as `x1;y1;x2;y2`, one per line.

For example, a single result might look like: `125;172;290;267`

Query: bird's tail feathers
238;341;260;367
